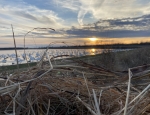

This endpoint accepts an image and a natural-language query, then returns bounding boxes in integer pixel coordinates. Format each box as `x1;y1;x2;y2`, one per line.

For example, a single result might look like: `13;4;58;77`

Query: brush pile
0;49;150;115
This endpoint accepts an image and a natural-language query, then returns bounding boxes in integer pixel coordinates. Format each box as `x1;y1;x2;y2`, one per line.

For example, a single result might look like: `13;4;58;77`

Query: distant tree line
0;42;150;50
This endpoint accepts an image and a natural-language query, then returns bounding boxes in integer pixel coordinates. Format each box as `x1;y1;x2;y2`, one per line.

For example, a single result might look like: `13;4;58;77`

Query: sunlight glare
89;38;97;41
90;48;96;55
91;48;95;52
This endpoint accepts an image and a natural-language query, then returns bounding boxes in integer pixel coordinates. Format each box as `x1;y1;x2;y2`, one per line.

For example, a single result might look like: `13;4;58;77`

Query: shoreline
0;48;132;72
1;46;150;73
0;43;150;50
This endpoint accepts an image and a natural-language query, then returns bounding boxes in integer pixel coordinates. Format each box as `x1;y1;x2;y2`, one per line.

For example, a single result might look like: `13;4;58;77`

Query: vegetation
78;47;150;71
0;47;150;115
0;62;37;72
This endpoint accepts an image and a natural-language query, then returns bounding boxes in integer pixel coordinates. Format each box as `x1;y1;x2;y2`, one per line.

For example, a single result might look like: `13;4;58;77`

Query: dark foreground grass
0;62;37;72
76;47;150;71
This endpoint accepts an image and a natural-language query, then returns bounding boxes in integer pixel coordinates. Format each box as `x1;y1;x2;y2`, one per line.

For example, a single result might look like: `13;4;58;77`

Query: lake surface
0;48;130;66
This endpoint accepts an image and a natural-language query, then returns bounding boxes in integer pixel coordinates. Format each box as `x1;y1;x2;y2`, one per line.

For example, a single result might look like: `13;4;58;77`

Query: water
0;48;130;66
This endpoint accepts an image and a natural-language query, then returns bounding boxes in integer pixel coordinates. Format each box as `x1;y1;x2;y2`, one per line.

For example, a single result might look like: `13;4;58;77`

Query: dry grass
0;48;150;115
80;47;150;71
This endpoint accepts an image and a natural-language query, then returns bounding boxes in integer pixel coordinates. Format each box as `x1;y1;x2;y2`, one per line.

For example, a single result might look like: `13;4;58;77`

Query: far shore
0;42;150;50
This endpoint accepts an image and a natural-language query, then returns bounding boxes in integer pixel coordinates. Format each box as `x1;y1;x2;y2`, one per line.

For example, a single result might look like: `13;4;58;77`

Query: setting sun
89;38;97;41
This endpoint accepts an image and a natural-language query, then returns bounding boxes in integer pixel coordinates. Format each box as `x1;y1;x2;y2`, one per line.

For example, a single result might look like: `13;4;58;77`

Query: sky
0;0;150;47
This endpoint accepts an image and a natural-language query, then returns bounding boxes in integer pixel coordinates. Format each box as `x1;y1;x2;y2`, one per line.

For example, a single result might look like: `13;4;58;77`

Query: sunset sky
0;0;150;47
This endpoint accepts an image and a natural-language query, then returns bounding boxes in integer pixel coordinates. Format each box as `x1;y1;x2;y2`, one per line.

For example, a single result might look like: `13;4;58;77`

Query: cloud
0;41;9;44
0;35;23;38
54;0;79;11
0;1;65;30
21;13;150;39
55;0;150;25
1;0;150;47
62;13;150;38
77;0;105;25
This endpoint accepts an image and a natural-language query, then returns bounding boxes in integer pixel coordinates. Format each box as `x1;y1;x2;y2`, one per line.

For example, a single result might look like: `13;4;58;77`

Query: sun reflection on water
91;48;95;55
